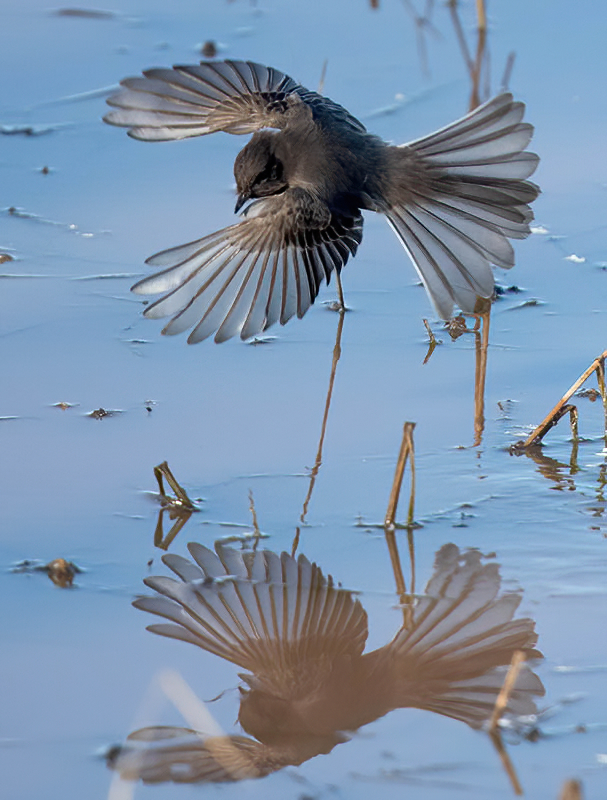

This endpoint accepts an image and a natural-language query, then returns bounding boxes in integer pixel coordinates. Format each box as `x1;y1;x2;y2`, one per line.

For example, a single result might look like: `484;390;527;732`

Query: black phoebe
104;60;539;343
110;542;543;783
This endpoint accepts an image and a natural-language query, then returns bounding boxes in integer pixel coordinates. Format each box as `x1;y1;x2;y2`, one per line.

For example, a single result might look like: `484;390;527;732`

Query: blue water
2;2;607;799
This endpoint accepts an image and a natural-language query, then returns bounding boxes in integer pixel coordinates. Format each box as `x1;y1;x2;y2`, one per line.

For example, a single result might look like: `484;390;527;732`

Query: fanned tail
387;93;539;318
390;544;544;729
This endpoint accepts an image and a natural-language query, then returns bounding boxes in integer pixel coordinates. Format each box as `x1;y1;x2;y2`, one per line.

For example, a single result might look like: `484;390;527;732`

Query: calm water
2;1;607;799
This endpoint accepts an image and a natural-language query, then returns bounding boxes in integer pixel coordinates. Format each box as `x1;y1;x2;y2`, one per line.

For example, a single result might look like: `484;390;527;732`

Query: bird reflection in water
109;540;544;784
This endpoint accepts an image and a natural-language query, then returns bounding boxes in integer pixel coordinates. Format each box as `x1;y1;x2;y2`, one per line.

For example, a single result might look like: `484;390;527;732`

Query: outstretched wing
104;60;307;140
131;191;363;343
134;542;368;698
109;727;274;784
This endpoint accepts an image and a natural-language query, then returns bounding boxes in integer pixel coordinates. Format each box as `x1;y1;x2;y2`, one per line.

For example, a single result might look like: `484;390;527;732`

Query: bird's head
234;132;288;213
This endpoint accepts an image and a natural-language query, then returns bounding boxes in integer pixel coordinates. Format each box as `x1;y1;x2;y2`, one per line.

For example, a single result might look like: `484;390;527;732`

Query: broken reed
514;350;607;449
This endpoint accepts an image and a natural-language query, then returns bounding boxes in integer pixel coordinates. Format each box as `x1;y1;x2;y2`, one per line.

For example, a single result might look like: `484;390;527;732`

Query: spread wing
103;60;307;140
109;727;275;784
131;192;363;343
133;542;368;698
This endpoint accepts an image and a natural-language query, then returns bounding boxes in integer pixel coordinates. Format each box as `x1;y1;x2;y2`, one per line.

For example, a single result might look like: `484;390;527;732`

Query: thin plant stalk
473;307;490;446
292;308;345;556
519;350;607;448
489;729;524;796
489;649;525;730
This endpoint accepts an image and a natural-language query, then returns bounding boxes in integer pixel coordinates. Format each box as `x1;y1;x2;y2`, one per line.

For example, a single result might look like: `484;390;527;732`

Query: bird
104;60;539;344
108;541;544;784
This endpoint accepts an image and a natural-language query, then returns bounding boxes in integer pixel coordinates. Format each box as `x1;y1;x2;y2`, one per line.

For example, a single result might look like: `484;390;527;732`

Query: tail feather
388;93;539;318
389;545;544;727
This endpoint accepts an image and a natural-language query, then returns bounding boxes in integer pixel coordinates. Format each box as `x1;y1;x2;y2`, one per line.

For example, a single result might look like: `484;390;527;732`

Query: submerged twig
514;350;607;449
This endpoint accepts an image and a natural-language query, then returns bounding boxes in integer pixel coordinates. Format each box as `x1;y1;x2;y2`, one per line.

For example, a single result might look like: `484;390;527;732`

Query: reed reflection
109;539;543;785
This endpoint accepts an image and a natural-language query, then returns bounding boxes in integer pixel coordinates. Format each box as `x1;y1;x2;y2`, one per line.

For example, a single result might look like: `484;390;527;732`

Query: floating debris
247;335;277;345
446;314;468;340
201;40;217;58
507;298;545;310
87;407;123;419
0;123;68;136
494;283;523;295
565;254;586;264
46;558;78;587
11;558;82;588
71;273;139;281
52;7;116;18
0;253;13;264
52;401;78;410
577;388;601;402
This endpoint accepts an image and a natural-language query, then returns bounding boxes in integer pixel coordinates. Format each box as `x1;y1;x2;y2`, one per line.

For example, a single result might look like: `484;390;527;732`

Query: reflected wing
109;727;274;783
134;542;368;697
386;93;539;318
104;60;305;140
131;193;363;343
387;544;544;728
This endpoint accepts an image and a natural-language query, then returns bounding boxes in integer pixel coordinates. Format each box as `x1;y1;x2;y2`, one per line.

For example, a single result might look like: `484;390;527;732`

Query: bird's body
110;542;543;784
104;60;539;343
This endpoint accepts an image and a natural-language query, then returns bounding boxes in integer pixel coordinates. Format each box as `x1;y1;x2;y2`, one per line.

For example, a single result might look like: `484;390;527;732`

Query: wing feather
104;60;303;140
131;193;363;343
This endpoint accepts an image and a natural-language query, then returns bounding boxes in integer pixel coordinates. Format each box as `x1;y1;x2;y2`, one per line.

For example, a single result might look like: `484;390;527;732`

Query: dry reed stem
248;490;262;548
299;309;345;525
292;309;345;556
153;461;196;510
475;0;487;32
519;350;607;448
384;422;416;530
152;461;197;549
489;649;525;730
154;508;193;550
385;530;408;596
489;729;524;796
422;318;439;364
559;779;583;800
473;308;490;446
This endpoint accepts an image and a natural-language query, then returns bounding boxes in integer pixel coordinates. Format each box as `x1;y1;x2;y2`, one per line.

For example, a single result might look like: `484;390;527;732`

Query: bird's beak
234;192;248;214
